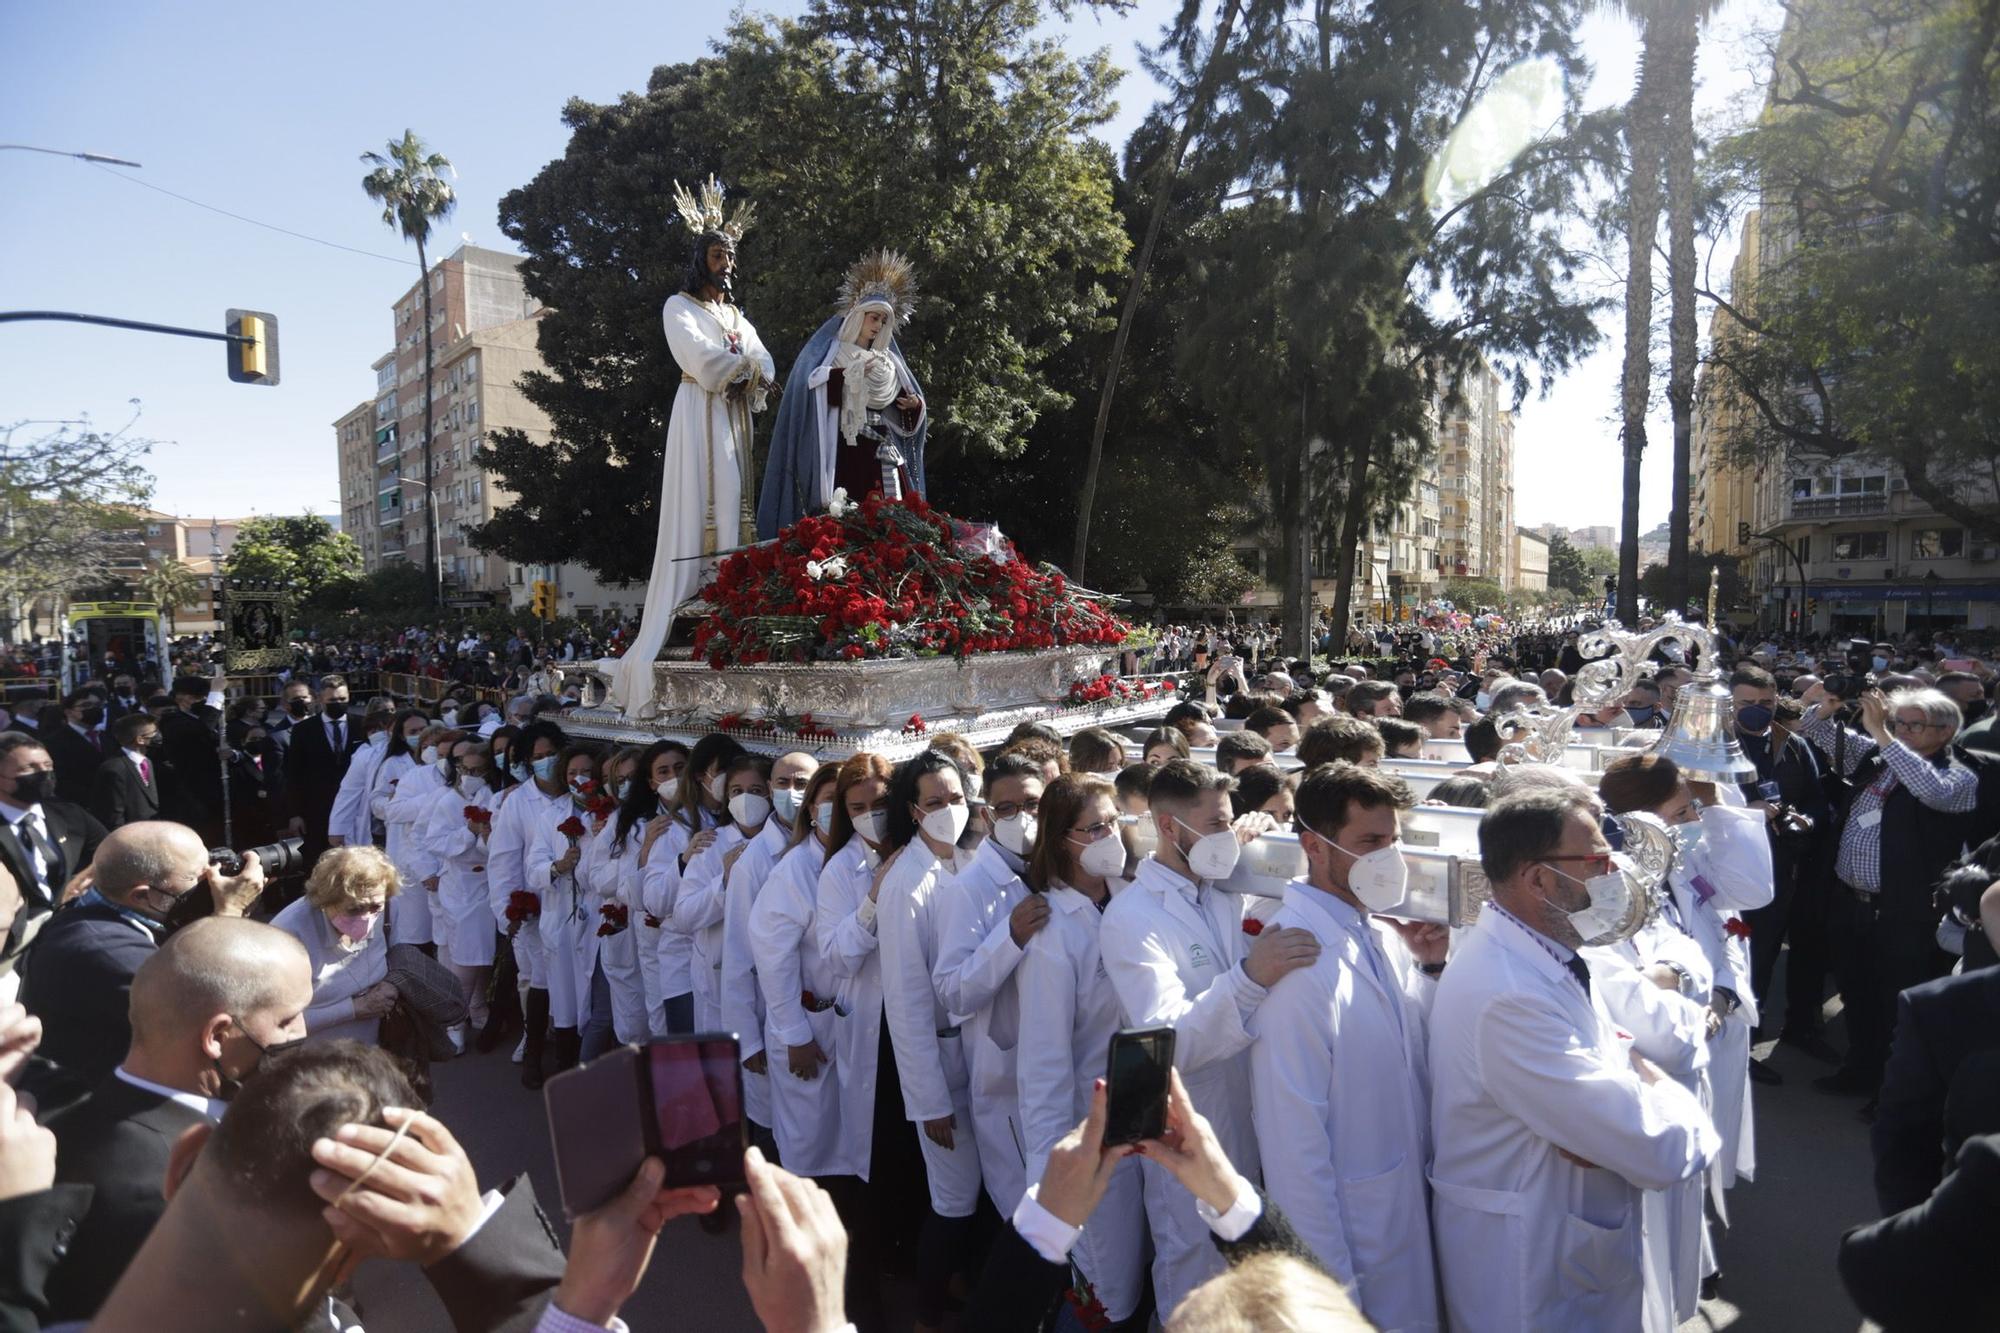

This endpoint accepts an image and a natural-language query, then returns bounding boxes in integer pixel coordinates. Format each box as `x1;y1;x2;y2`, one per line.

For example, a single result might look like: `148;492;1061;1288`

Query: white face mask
729;791;771;828
434;755;453;777
656;776;680;804
771;787;803;825
852;809;888;845
1475;691;1493;711
704;771;727;803
1172;816;1241;881
1310;829;1410;913
920;801;970;847
992;811;1037;856
459;774;489;799
1668;820;1703;861
1545;858;1642;947
1073;830;1126;879
813;801;836;836
368;731;388;749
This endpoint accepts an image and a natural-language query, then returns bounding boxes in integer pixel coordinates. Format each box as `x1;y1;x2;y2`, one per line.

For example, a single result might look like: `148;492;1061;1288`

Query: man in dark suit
89;713;163;831
1871;962;2000;1214
0;732;105;950
20;821;263;1085
154;673;226;845
282;673;359;872
105;673;146;723
261;678;315;756
40;689;108;808
42;917;313;1321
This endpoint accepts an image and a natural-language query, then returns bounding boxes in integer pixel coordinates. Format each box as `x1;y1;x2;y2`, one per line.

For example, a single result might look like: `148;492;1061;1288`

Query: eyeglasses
1069;820;1115;839
988;800;1041;819
1889;717;1948;733
1542;853;1614;877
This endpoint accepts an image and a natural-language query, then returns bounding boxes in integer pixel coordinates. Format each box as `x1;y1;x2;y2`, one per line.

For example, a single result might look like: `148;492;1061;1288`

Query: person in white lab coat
1013;773;1147;1326
931;750;1047;1217
419;735;500;1043
484;719;571;1089
641;733;744;1036
749;762;847;1174
671;752;770;1033
1098;757;1321;1317
613;740;691;1037
578;746;650;1059
325;710;394;849
369;711;436;948
877;748;984;1333
386;723;461;949
525;745;605;1077
1428;787;1720;1333
719;750;815;1151
1250;761;1446;1332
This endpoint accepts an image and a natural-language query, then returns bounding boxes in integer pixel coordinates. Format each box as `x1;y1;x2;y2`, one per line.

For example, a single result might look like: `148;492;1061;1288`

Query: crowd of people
0;616;1991;1329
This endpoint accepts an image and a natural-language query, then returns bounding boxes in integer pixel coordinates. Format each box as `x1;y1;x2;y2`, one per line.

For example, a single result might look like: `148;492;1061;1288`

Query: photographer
1796;683;1988;1101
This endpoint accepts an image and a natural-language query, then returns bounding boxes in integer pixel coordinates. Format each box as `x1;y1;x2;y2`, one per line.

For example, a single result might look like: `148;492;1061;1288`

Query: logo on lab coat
1188;942;1214;970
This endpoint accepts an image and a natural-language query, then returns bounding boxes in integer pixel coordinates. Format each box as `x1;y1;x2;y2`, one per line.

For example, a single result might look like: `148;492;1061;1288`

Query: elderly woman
272;845;401;1046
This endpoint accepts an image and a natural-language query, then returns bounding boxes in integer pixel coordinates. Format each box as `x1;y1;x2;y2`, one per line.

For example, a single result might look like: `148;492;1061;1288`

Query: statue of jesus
603;177;774;719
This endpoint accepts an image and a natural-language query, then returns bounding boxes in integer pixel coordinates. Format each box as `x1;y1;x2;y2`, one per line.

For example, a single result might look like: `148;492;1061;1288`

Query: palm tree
1613;1;1714;620
139;559;203;635
361;131;456;608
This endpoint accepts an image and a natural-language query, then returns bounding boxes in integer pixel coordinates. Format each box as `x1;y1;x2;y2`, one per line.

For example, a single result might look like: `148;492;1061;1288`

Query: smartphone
1103;1026;1175;1146
544;1033;747;1218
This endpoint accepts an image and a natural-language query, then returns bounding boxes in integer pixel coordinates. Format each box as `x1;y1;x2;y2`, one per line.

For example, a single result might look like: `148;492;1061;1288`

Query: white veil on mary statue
756;251;928;540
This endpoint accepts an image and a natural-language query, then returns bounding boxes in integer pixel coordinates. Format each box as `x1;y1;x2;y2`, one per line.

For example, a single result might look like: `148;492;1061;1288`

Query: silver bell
1648;672;1757;782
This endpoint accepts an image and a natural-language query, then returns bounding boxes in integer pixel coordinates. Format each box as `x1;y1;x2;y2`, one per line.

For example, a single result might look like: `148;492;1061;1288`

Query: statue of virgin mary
756;251;928;540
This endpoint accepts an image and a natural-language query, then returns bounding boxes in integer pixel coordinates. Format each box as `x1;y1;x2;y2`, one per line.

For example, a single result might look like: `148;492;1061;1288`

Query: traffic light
530;580;557;620
1737;521;1751;546
224;308;280;386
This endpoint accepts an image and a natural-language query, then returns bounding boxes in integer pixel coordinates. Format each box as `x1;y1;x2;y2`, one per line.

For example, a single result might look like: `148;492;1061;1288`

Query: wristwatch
1659;961;1696;998
1419;961;1446;978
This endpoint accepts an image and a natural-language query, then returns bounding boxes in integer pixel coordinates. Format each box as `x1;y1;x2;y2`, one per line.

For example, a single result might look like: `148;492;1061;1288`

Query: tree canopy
224;515;361;603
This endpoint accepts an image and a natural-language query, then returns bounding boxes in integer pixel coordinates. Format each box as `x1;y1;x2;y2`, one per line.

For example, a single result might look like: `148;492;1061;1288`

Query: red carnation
597;902;630;937
1724;918;1753;939
504;890;541;937
557;815;587;841
1242;918;1265;936
464;805;491;824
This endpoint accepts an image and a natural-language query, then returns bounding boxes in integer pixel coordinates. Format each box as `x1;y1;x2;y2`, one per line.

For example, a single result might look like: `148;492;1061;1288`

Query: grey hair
1487;763;1594;800
1488;681;1548;715
1888;687;1962;736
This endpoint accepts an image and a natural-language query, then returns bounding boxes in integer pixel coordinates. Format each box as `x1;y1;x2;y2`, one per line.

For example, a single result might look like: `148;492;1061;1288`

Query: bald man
21;821;266;1084
43;918;311;1321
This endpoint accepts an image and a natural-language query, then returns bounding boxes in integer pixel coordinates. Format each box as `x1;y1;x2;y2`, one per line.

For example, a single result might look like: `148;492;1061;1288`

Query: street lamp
397;475;446;603
0;143;142;167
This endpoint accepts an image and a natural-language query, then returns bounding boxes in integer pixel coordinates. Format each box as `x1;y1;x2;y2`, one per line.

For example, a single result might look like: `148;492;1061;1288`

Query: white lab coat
1249;883;1441;1333
1428;908;1719;1333
419;780;498;968
877;838;982;1217
722;820;791;1130
670;821;749;1031
614;820;668;1036
1099;854;1269;1317
586;819;651;1044
486;782;568;989
640;812;713;1007
751;836;851;1176
328;736;388;846
1015;879;1146;1324
814;839;884;1180
525;799;598;1027
930;838;1031;1215
372;753;434;946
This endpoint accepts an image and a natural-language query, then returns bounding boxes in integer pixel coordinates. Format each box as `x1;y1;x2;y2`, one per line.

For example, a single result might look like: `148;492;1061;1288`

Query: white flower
806;555;848;582
828;487;852;518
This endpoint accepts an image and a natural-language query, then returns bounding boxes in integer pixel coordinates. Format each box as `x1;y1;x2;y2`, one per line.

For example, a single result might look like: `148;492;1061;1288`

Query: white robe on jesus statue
604;291;773;718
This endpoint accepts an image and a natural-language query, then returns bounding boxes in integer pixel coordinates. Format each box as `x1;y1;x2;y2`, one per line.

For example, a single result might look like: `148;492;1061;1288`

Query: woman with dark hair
641;732;742;1034
671;751;773;1033
581;746;651;1059
487;724;520;790
876;749;982;1332
614;739;689;1036
369;709;437;949
1229;762;1297;822
527;743;605;1077
1598;752;1774;1274
1015;773;1146;1326
1142;725;1191;768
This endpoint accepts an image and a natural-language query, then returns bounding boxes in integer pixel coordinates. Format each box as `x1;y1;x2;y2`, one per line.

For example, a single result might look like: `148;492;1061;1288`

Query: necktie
331;720;345;751
140;758;153;788
1563;954;1593;997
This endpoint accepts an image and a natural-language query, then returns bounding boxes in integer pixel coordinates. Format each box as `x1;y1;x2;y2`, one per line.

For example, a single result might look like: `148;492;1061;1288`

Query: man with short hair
264;679;316;754
1099;759;1319;1315
1250;763;1446;1329
1214;731;1273;776
1429;790;1718;1332
1242;706;1298;753
1296;716;1385;769
43;918;312;1320
43;690;108;807
89;713;163;832
155;672;227;843
0;732;105;961
21;821;263;1083
282;674;361;872
1403;694;1462;740
1621;679;1666;729
1346;681;1401;719
1486;680;1547;716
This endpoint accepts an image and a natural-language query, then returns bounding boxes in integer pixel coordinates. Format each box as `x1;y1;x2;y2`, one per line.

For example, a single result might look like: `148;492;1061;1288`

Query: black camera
208;837;306;878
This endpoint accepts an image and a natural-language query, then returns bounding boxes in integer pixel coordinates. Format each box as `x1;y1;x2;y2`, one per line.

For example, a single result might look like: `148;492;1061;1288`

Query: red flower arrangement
691;494;1128;667
597;903;630;937
585;792;618;824
1724;918;1753;939
1241;918;1265;936
504;890;541;937
1068;673;1180;707
903;713;927;735
557;815;587;841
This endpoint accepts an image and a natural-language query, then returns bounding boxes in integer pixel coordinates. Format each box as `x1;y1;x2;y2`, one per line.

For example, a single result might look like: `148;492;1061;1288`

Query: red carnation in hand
557;815;587;841
1242;918;1265;936
464;804;491;824
504;890;541;937
1724;918;1753;939
597;902;630;937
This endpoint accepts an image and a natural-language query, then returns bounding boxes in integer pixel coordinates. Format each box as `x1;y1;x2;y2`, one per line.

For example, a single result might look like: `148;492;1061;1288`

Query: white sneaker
511;1034;527;1064
446;1023;467;1056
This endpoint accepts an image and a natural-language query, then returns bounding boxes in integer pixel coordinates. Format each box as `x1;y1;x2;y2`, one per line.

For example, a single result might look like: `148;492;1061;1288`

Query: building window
1911;528;1965;560
1831;530;1888;560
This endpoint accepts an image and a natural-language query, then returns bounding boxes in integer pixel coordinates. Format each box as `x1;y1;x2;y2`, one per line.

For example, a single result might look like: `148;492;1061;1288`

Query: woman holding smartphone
641;733;742;1034
1015;773;1146;1328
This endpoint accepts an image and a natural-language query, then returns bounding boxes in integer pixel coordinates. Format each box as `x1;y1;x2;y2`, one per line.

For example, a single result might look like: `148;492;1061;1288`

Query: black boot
550;1028;581;1075
521;988;551;1090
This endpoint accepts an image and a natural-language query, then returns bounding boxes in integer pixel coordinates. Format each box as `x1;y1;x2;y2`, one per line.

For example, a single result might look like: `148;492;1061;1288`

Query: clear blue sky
1;0;1773;531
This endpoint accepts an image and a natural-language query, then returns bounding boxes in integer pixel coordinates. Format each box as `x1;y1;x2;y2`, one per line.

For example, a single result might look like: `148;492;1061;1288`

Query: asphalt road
350;1008;1887;1333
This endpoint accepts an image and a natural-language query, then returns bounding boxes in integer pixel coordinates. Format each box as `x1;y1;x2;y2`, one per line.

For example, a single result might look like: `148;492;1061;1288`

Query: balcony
1790;495;1887;519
